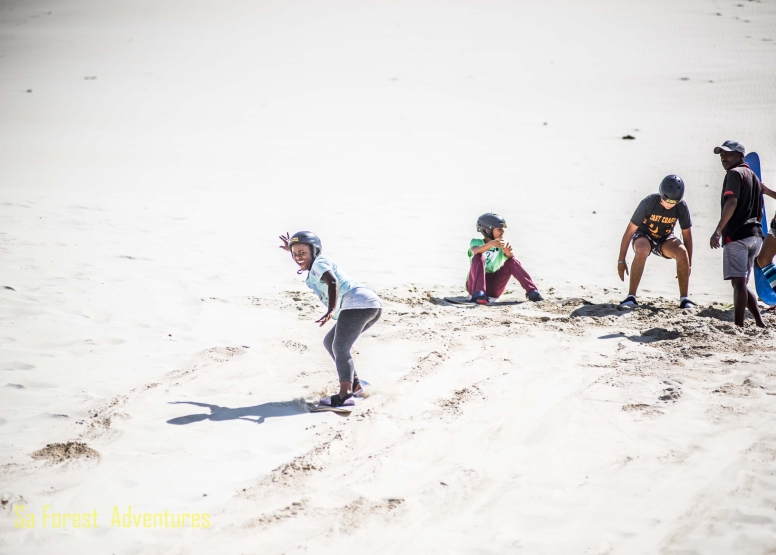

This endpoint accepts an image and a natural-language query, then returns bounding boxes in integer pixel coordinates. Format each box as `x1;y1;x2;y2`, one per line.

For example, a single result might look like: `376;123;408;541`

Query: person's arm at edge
761;182;776;200
617;222;639;280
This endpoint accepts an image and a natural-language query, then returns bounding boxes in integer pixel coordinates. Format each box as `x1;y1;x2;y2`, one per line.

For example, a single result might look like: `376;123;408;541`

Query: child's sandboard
308;404;352;415
307;398;353;414
443;296;523;306
745;152;776;306
307;380;370;414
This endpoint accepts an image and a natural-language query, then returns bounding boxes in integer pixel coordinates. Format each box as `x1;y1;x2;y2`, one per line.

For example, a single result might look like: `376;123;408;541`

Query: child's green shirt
468;238;508;273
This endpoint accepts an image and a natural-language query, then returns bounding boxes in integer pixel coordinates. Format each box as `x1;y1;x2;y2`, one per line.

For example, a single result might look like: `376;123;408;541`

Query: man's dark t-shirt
720;163;763;243
630;194;692;241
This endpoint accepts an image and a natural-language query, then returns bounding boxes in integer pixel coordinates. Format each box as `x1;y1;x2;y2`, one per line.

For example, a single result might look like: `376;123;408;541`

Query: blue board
745;152;776;306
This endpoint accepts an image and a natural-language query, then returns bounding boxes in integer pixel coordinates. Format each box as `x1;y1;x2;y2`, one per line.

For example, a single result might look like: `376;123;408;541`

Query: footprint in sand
0;493;27;514
4;362;35;371
84;338;126;346
658;387;682;402
282;340;308;353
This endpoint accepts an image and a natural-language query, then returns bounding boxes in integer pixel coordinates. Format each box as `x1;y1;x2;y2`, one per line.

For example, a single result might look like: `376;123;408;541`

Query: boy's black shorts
632;231;678;259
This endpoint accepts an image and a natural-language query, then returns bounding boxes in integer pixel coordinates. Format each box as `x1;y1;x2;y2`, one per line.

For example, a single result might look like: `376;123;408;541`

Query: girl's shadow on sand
167;400;304;425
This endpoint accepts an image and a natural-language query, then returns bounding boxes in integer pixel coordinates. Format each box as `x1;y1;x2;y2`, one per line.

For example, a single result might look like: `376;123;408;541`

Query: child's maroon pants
466;253;538;298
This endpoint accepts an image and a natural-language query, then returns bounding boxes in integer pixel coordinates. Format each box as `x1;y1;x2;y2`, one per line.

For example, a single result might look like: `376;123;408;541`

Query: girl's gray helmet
477;213;507;239
659;175;685;202
289;231;322;258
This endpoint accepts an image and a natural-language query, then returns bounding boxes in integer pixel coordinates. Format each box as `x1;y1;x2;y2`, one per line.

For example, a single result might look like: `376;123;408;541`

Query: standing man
617;175;694;308
710;140;766;327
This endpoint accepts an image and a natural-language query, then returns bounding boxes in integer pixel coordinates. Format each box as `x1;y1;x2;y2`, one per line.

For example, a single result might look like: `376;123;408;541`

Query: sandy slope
2;0;776;553
4;286;776;554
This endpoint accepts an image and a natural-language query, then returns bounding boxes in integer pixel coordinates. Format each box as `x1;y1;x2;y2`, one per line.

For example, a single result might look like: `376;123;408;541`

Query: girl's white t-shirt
305;256;382;319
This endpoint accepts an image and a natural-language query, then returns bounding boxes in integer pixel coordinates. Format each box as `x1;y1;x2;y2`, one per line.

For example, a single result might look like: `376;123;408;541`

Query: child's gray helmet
476;213;507;239
289;231;322;258
659;175;685;202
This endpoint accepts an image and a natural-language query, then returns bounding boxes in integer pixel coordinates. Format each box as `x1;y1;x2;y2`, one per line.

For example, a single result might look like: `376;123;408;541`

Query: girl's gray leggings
323;308;382;382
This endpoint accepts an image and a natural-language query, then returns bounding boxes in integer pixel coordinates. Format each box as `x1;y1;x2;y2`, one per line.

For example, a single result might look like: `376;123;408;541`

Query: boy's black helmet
659;175;685;202
476;213;507;239
289;231;322;258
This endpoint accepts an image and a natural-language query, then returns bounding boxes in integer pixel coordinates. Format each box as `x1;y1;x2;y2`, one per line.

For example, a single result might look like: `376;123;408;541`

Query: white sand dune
2;0;776;553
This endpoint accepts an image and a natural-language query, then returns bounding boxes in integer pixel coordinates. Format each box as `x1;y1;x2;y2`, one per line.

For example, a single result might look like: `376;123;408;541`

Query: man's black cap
713;140;746;155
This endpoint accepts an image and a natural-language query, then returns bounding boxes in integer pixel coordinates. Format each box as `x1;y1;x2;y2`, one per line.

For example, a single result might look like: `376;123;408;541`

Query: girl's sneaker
679;298;696;309
620;295;638;307
320;394;355;407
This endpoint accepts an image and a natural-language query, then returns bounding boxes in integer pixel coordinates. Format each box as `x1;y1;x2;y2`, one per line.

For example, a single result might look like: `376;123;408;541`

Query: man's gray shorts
723;236;763;280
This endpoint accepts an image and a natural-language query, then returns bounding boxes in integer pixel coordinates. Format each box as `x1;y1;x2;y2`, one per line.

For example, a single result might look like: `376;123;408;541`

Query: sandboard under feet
307;380;370;414
308;403;353;415
443;296;524;306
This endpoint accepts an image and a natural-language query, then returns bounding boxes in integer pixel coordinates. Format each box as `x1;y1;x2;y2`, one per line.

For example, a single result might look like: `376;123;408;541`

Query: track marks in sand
265;431;347;488
237;429;406;535
712;377;767;398
74;394;129;441
622;403;664;417
401;350;449;382
337;496;404;533
242;495;404;537
437;384;486;416
139;344;247;391
243;500;308;528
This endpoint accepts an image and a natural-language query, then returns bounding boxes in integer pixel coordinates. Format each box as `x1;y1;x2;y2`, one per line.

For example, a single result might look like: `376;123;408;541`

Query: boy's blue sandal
471;291;489;305
527;290;543;302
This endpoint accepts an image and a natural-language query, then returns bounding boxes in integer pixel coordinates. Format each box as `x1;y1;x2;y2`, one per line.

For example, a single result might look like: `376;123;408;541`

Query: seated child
279;231;382;407
467;213;543;304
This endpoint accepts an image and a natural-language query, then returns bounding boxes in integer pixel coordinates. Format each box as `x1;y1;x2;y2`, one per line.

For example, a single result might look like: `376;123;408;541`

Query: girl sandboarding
279;231;382;408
